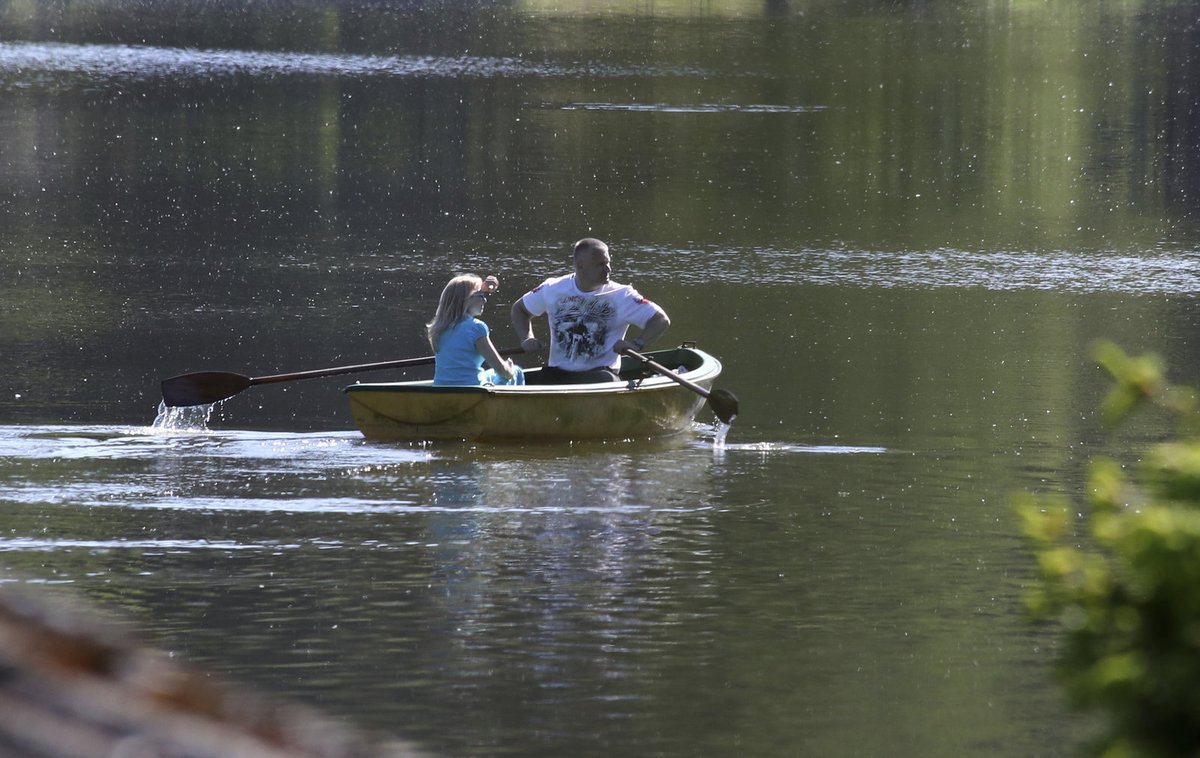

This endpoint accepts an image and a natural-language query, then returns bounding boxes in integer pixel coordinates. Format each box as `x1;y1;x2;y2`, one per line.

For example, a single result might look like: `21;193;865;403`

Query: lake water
2;1;1199;755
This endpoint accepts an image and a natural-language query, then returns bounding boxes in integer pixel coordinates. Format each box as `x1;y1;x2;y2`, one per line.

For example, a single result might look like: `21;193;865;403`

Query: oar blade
161;371;253;407
707;388;740;424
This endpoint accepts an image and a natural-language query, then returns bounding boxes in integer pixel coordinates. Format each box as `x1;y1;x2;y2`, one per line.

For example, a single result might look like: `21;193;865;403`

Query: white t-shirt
520;274;659;371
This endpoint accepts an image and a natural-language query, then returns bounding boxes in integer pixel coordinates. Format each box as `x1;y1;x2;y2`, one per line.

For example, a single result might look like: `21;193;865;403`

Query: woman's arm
476;335;516;381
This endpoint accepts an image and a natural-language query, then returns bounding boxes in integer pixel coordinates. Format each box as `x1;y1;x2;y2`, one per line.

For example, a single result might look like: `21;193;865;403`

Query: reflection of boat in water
344;346;722;442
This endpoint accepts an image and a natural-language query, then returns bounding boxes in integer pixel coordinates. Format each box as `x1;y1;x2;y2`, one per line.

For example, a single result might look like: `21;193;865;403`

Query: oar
622;348;740;424
161;348;525;407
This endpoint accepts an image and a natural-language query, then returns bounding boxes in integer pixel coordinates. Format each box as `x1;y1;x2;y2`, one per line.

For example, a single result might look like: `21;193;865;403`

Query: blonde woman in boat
428;274;524;386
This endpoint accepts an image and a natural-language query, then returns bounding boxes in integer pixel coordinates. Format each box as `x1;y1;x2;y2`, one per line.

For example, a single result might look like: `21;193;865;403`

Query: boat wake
698;421;883;456
709;439;888;455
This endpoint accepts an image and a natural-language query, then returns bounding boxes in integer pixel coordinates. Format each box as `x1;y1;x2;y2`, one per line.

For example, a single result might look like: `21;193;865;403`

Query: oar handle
249;346;526;386
162;347;530;407
623;347;740;424
622;348;712;398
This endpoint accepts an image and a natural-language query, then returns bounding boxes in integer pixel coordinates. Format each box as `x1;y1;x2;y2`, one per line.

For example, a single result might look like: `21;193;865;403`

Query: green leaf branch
1018;342;1200;758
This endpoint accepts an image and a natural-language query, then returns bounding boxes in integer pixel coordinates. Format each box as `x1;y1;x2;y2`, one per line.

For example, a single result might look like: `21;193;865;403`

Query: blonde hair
426;274;483;350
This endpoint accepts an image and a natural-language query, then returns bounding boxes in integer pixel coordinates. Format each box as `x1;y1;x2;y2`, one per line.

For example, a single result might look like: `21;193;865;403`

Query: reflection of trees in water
1163;10;1200;213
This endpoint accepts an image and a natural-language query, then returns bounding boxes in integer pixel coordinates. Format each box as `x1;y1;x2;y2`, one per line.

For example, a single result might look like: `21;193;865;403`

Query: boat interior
615;347;703;381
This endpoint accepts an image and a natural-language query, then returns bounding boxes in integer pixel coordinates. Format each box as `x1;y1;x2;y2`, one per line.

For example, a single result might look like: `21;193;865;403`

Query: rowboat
344;346;724;442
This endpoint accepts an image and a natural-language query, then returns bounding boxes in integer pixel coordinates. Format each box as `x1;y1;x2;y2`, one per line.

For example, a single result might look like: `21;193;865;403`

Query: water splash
712;420;733;449
151;401;215;432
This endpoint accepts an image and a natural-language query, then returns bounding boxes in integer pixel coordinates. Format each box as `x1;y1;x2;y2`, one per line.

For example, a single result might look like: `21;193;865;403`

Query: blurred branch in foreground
1017;341;1200;758
0;583;428;758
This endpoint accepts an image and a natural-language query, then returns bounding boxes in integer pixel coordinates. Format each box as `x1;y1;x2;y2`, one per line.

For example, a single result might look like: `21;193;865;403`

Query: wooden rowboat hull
344;346;722;442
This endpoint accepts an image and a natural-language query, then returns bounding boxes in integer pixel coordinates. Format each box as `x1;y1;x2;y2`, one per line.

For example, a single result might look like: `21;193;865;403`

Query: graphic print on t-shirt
551;295;616;362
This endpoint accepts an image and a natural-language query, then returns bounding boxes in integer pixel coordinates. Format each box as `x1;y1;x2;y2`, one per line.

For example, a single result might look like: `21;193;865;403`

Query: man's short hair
573;238;608;259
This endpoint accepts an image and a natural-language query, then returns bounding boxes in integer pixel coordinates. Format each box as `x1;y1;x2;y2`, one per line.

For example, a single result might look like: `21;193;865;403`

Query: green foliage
1019;341;1200;758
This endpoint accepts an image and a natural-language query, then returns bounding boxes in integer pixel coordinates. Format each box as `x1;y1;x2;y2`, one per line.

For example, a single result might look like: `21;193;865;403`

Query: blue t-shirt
433;318;490;385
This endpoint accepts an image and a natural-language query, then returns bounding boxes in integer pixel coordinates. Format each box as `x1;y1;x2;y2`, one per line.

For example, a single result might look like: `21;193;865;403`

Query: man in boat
511;238;671;384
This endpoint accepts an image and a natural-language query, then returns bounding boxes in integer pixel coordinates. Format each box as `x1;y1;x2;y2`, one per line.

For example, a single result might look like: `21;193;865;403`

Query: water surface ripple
0;40;705;84
649;245;1200;293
